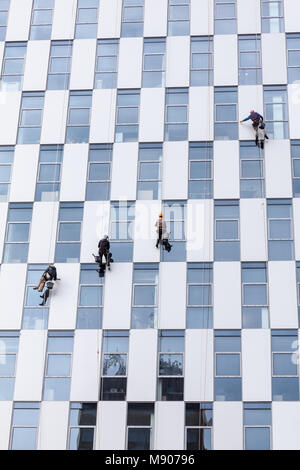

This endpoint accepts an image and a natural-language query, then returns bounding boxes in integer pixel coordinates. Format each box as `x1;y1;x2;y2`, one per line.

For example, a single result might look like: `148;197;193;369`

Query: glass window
95;39;119;89
43;331;74;401
127;403;154;450
264;85;288;139
86;144;112;201
240;141;265;198
121;0;144;37
115;89;140;143
261;0;284;33
185;403;213;450
142;38;166;88
55;202;83;263
214;330;242;401
287;34;300;83
3;203;33;263
238;35;262;85
242;263;269;329
244;403;271;450
137;143;162;200
0;146;14;202
267;199;294;261
22;264;50;329
190;36;213;86
215;0;237;34
132;263;158;329
214;200;240;261
0;42;27;91
272;330;299;401
66;91;92;143
0;332;19;401
47;40;73;90
35;145;62;201
162;200;186;262
100;331;129;400
30;0;54;40
77;264;103;329
75;0;99;39
0;0;10;41
10;403;40;450
158;330;184;401
68;403;97;450
189;142;213;199
215;87;238;140
291;141;300;198
168;0;190;36
17;92;45;144
165;88;189;142
187;263;213;329
110;202;135;262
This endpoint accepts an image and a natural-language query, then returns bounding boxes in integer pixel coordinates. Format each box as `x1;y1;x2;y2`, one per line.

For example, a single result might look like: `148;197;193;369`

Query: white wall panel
214;402;243;450
70;331;100;402
288;84;300;140
284;0;300;32
81;202;110;263
14;331;46;401
273;403;300;450
23;41;50;91
0;403;12;450
70;39;97;90
52;0;76;40
239;86;264;140
139;88;165;142
214;35;238;86
269;261;298;328
6;0;32;41
185;330;214;401
237;0;261;33
242;330;272;401
293;199;300;260
40;91;68;144
90;89;116;143
133;200;161;263
189;87;214;141
48;263;80;330
39;402;69;450
127;330;157;401
262;34;287;84
162;141;188;200
265;140;292;198
166;36;190;88
155;402;184;450
98;0;122;38
186;200;214;262
144;0;168;37
28;203;58;264
214;141;239;199
103;263;132;329
9;145;39;202
191;0;214;36
60;144;88;202
0;264;26;330
214;262;241;329
0;92;21;145
159;263;186;329
110;142;138;201
240;199;268;261
0;43;4;72
0;203;8;261
117;38;143;89
98;402;126;450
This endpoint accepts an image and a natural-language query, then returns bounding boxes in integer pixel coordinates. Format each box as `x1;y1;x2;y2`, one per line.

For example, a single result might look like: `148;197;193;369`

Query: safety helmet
103;234;109;239
159;213;163;217
250;110;255;113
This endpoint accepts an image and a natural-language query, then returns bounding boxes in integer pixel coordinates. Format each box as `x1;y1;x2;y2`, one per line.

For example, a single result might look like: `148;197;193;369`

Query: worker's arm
257;113;264;121
240;115;251;123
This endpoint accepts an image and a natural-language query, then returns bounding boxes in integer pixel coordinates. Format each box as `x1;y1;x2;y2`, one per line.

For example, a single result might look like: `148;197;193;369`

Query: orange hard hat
250;110;255;113
159;213;163;217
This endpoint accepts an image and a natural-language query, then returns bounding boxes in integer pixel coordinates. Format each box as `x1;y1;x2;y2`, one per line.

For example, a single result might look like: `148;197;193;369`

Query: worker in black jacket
98;235;111;269
33;265;58;292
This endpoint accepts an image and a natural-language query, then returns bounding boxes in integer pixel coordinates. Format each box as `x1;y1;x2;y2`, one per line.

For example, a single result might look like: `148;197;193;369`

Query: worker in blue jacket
240;110;269;144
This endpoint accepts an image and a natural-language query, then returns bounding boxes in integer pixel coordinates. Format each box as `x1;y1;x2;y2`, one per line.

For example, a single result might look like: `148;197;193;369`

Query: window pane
159;354;183;376
243;285;267;305
216;220;238;240
69;428;94;451
79;286;102;306
273;353;297;376
11;428;37;450
134;285;156;306
245;428;270;450
216;354;240;376
47;354;71;376
127;428;151;451
103;354;127;376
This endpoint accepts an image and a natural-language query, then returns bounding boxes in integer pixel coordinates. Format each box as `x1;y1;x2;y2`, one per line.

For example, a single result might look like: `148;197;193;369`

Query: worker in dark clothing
33;264;58;292
93;235;113;276
39;280;55;306
155;213;167;248
240;110;269;145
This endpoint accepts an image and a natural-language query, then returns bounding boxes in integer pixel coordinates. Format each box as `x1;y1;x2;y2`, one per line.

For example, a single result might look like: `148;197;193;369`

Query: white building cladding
1;0;300;451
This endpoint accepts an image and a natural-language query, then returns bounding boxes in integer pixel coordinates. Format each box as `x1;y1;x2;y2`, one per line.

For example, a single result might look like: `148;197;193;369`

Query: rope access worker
155;213;172;252
93;235;113;276
33;264;58;292
240;110;269;146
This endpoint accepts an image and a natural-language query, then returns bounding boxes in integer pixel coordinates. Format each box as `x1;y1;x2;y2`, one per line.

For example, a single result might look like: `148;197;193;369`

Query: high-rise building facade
0;0;300;451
